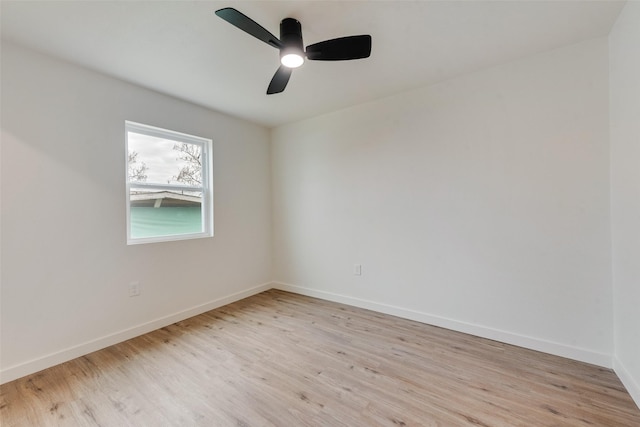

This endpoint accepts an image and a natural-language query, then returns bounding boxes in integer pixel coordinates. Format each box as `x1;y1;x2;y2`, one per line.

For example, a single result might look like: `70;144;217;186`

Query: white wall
0;42;272;382
272;38;613;366
610;2;640;406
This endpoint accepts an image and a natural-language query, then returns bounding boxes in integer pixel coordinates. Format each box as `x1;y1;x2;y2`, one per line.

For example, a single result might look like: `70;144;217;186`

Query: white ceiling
1;1;625;128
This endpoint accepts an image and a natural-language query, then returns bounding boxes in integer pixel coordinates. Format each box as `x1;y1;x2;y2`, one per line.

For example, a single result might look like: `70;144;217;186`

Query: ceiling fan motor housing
280;18;304;57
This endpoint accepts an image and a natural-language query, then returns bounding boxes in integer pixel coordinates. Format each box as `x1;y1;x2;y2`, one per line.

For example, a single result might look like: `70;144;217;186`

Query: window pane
129;188;202;239
128;132;202;186
125;121;212;245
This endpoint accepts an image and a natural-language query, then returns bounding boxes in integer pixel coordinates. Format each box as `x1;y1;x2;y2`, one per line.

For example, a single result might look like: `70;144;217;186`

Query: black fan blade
267;66;293;94
215;8;283;49
306;35;371;61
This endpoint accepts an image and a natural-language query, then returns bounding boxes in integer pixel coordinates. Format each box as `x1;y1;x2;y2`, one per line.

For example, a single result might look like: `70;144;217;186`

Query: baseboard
614;357;640;410
0;282;272;384
272;282;613;368
2;281;615;385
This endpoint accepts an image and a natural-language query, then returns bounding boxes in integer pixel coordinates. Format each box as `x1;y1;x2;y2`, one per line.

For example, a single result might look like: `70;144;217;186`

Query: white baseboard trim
614;357;640;410
2;281;616;385
0;282;272;385
272;282;613;368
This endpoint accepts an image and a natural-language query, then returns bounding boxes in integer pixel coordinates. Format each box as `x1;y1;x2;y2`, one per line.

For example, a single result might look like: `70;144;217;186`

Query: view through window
125;121;213;244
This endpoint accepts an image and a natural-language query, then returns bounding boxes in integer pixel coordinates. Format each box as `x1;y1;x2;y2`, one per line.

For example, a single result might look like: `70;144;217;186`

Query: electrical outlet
354;264;362;276
129;281;141;297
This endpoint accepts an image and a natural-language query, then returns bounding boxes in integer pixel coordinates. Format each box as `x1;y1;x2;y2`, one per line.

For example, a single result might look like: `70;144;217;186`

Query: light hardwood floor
2;290;639;426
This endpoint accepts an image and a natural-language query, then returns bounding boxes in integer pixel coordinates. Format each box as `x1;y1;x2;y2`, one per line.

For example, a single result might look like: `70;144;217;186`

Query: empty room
1;1;639;425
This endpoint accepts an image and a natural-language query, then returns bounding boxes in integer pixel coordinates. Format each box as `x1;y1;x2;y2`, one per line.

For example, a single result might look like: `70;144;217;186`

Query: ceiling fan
215;7;372;95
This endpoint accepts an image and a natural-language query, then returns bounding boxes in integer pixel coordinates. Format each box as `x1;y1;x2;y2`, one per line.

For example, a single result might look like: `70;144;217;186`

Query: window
125;121;213;244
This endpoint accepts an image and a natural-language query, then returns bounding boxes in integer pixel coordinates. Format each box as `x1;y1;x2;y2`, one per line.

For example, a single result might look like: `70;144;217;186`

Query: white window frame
125;121;214;245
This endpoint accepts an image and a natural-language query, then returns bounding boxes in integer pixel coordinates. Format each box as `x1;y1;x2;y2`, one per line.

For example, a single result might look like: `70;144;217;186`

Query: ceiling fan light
281;52;304;68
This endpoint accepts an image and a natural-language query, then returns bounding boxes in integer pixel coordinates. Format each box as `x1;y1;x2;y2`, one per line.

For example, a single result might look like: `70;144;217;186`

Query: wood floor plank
2;289;639;426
